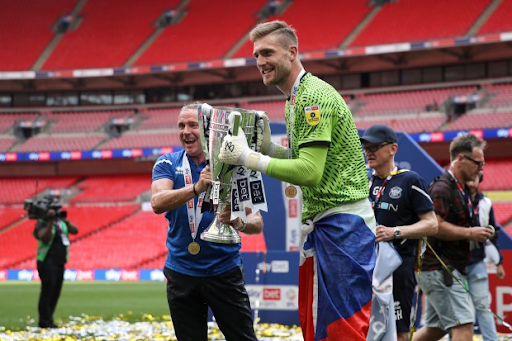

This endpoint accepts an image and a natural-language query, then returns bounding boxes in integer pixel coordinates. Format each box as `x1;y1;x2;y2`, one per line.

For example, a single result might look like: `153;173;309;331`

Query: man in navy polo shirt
361;124;438;341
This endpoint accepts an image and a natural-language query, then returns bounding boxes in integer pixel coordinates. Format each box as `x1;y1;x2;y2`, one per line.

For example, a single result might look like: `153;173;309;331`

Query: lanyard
288;69;306;159
182;154;205;241
369;167;408;210
447;170;474;220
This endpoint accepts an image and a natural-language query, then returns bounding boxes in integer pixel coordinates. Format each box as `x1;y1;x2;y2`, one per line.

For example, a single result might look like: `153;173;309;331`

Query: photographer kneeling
33;202;78;328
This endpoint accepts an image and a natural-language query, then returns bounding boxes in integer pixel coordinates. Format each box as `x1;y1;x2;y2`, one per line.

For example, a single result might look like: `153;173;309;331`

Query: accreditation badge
304;105;321;126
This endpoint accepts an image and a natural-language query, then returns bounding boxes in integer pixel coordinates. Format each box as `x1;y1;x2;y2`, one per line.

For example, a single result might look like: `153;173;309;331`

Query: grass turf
0;281;169;329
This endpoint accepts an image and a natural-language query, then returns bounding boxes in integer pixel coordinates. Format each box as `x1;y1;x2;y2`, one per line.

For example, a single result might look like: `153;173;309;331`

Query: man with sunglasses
414;134;495;341
361;124;438;341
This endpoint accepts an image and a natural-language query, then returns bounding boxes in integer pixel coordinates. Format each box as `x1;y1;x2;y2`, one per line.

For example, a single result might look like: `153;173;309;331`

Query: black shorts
393;255;417;333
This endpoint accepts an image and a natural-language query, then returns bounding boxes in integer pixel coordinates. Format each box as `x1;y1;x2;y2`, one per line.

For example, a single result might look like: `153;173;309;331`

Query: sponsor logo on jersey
304;105;321;126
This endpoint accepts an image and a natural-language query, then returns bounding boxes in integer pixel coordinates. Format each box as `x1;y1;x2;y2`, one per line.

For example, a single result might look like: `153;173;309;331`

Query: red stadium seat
351;0;490;47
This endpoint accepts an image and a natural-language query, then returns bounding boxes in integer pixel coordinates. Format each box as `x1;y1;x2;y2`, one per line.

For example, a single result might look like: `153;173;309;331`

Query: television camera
24;195;67;220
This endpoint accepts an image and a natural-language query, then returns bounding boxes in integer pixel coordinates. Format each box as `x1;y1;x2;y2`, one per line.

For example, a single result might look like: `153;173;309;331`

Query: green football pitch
0;281;169;329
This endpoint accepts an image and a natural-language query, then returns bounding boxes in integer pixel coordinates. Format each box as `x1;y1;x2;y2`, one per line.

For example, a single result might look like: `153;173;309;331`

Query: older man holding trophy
151;102;264;341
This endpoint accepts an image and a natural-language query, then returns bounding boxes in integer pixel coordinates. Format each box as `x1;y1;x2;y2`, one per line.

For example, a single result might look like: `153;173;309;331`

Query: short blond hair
249;20;298;48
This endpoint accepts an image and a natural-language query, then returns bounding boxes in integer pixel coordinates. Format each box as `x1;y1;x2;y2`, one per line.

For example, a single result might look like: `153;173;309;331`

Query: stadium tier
0;220;39;269
478;159;512;191
0;207;25;230
65;210;167;269
232;0;372;58
134;0;267;65
354;114;446;134
0;137;16;152
0;0;76;71
0;0;509;72
46;110;134;134
135;107;181;131
443;110;512;131
350;0;490;47
100;131;180;150
243;100;286;121
15;134;106;153
478;0;512;34
0;176;80;205
70;175;149;203
42;0;175;70
0;113;40;133
353;87;478;117
494;202;512;227
486;83;512;109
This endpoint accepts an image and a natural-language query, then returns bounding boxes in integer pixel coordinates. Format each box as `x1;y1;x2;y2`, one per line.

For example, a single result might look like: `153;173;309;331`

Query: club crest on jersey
389;186;402;199
304;105;321;126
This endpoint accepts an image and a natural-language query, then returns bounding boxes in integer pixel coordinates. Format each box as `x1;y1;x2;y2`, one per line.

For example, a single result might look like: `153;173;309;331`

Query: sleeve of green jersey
266;145;328;187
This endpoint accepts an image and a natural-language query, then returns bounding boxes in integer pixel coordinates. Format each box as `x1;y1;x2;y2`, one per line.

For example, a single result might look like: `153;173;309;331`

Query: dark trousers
164;266;258;341
37;260;64;327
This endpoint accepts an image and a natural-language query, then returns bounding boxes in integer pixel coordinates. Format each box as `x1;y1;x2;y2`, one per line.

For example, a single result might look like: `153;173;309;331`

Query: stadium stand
354;114;446;134
2;0;512;275
0;137;17;152
70;175;149;203
65;205;141;241
0;204;141;269
0;176;79;205
0;0;76;71
442;110;512;131
485;83;512;108
0;207;25;230
0;113;40;133
350;0;491;47
134;0;267;65
46;110;134;134
495;202;512;226
100;131;180;149
0;220;39;269
65;210;167;269
42;0;174;69
15;134;106;152
353;87;478;117
136;107;181;131
478;0;512;34
478;159;512;191
243;100;286;121
232;0;372;58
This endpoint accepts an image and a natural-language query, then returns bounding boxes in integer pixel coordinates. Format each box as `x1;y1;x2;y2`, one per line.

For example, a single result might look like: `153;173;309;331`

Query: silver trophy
198;104;259;244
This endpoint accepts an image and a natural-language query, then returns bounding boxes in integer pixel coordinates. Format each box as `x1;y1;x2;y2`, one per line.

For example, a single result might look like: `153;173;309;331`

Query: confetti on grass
0;314;304;341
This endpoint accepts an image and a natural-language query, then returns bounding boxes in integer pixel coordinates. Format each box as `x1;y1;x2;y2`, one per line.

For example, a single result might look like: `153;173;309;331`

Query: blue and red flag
299;207;376;341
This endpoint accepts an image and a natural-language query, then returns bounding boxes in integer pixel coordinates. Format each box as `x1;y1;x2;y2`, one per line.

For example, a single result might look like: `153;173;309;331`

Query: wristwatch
393;227;402;240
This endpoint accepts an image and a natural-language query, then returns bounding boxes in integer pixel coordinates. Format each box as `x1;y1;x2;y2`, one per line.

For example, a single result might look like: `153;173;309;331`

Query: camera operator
33;206;78;329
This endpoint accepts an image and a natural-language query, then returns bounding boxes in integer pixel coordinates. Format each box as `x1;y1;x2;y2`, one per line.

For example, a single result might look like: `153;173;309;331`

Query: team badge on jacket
304;105;321;126
389;186;403;199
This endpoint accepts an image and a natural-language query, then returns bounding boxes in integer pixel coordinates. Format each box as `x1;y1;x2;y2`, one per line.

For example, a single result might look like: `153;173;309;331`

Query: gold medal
188;241;200;255
285;185;297;198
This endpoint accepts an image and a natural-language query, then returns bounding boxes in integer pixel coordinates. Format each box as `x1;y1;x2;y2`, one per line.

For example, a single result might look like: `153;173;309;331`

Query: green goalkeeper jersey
285;73;369;221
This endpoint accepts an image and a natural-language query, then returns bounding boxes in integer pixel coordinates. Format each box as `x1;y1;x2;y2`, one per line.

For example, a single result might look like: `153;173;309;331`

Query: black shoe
39;323;58;328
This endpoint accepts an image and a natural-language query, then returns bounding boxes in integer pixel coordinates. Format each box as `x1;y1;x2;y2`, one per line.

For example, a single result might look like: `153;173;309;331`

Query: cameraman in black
33;197;78;329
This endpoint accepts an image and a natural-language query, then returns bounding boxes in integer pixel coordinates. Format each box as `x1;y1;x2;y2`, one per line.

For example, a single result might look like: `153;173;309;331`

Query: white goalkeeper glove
219;126;271;173
256;112;271;154
255;112;290;159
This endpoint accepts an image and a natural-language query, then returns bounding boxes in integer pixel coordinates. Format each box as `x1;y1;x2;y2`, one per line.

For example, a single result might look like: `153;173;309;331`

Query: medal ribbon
182;154;205;241
369;167;409;211
447;170;474;220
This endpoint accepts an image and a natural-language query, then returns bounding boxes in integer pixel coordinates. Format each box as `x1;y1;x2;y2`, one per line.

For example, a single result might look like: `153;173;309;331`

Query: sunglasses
363;142;392;153
463;155;485;168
